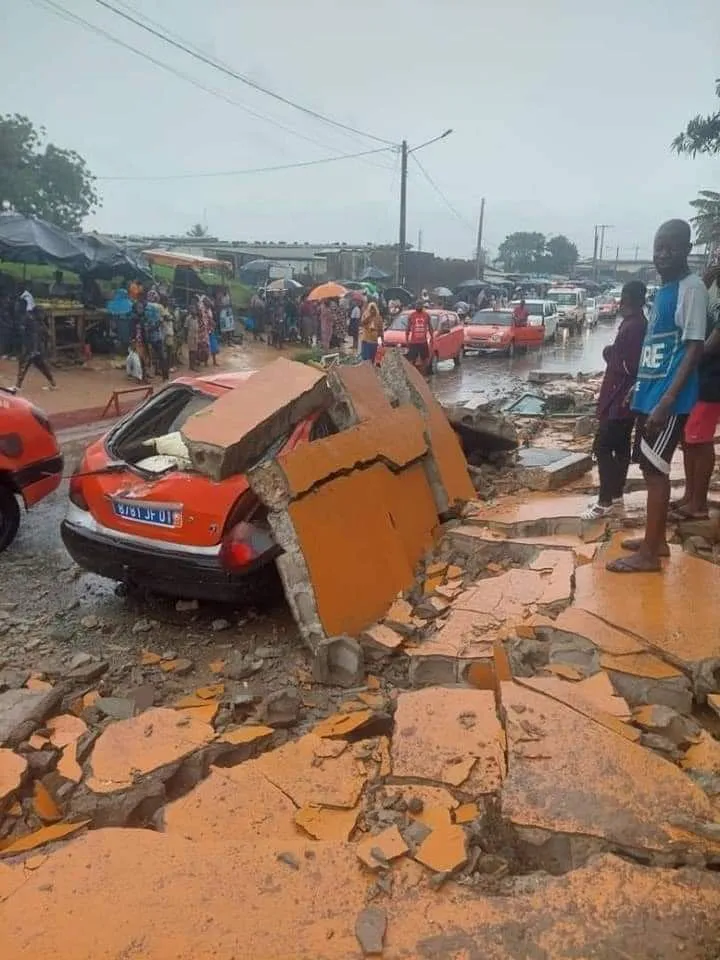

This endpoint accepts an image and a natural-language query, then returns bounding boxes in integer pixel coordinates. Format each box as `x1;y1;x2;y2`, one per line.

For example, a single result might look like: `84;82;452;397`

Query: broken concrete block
312;636;364;687
379;350;475;514
391;688;505;795
327;362;393;428
0;820;89;857
355;905;387;956
182;358;331;480
94;697;136;721
501;681;712;861
84;708;215;795
414;823;468;874
360;624;405;660
442;401;519;456
0;687;64;747
632;705;701;749
294;803;359;842
516;448;593;492
356;825;409;869
601;654;693;714
253;734;367;808
257;688;302;728
383;599;416;636
681;733;720;795
0;748;27;805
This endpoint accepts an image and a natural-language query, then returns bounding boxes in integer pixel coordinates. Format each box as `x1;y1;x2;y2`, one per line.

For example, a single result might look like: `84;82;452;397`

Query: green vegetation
0;114;98;230
497;232;579;274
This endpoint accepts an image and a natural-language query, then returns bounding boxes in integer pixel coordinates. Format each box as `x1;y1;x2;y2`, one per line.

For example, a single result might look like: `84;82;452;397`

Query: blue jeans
361;341;378;363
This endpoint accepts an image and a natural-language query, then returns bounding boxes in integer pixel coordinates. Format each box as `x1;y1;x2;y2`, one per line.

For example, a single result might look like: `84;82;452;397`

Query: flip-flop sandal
606;555;662;573
620;538;670;556
668;508;710;522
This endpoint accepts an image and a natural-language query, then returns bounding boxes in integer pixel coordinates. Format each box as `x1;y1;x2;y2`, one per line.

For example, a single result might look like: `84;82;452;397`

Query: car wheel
0;486;20;554
453;350;462;367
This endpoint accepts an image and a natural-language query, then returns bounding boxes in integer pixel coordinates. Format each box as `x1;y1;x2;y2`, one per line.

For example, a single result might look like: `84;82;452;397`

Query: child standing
582;281;647;520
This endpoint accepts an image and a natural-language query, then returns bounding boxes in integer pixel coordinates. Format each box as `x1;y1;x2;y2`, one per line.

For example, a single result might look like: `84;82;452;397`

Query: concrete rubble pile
3;362;720;956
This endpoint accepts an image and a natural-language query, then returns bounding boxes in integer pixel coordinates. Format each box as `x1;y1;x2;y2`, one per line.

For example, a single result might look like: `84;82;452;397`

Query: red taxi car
61;372;335;602
463;308;544;357
0;387;63;552
377;309;464;373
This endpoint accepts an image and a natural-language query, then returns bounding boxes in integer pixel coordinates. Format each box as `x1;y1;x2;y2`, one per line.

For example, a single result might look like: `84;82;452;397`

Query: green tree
545;234;579;274
187;223;208;237
0;113;99;230
672;79;720;157
497;232;546;272
689;190;720;248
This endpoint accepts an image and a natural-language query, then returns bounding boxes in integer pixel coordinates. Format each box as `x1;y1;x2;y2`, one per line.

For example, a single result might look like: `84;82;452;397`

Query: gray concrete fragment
442;401;518;456
312;636;364;687
355;906;387;956
605;670;693;715
408;655;458;688
516;448;593;492
0;686;65;747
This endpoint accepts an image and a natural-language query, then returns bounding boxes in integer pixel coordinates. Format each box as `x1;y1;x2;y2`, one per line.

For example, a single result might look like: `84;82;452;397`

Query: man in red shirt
513;299;530;324
405;301;434;371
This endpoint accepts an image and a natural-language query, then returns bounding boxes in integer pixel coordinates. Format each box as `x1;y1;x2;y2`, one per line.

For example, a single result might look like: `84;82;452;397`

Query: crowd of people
115;282;235;384
584;218;720;575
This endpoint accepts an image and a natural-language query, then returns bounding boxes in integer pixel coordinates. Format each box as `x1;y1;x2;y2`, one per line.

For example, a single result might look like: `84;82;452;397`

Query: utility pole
417;228;423;253
396;129;453;286
397;140;408;286
634;244;639;262
614;245;620;278
475;197;486;280
592;225;599;280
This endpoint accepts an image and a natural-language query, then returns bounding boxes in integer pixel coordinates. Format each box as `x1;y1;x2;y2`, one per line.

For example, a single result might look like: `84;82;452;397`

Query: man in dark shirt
16;307;57;390
582;281;647;520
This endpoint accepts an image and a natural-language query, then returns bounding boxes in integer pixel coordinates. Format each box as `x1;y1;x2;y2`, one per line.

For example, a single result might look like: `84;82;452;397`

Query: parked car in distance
464;309;544;357
61;372;336;602
509;299;559;342
546;286;587;332
0;388;63;552
377;309;464;373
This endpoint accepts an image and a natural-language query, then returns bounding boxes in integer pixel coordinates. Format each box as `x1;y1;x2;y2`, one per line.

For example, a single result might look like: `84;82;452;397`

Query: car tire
0;486;21;554
453;350;462;367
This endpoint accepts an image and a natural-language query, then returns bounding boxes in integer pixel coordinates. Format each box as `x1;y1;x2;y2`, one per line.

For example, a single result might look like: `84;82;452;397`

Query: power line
410;155;474;232
96;146;394;181
92;0;395;147
30;0;394;171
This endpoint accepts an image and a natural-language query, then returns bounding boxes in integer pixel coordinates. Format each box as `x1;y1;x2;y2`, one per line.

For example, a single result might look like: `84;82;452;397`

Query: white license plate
112;499;182;528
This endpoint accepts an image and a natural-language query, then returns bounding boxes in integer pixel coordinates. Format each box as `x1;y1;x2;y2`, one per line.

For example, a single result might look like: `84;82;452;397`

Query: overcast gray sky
3;0;719;259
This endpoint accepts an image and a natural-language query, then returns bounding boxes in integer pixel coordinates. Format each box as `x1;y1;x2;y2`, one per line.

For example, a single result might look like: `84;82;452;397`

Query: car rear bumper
61;508;278;602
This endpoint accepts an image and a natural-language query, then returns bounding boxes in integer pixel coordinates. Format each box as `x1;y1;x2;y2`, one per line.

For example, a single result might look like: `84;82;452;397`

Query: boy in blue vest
608;219;708;573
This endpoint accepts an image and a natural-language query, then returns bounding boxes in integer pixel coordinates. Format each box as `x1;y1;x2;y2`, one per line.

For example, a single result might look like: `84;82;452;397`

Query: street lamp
397;129;453;285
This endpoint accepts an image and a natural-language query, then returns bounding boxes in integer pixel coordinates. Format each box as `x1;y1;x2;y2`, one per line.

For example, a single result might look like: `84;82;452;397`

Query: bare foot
668;505;709;521
620;537;670;557
606;553;662;573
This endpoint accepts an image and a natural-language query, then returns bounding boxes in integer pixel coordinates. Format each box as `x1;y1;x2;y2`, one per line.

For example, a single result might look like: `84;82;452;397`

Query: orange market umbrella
307;281;348;301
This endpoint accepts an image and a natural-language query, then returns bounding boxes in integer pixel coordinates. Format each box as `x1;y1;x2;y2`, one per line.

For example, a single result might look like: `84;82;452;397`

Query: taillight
30;406;54;435
69;471;89;511
220;522;275;570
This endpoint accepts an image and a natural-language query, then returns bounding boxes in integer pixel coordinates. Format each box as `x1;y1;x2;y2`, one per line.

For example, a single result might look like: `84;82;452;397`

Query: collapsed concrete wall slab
326;363;393;429
378;351;475;515
248;405;438;647
181;358;331;481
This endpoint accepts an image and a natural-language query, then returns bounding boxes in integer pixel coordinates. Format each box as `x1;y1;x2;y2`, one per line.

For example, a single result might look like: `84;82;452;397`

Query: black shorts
406;342;429;365
635;414;687;476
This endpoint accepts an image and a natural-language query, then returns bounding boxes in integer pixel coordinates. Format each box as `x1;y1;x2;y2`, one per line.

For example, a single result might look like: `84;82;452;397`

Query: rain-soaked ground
0;321;618;704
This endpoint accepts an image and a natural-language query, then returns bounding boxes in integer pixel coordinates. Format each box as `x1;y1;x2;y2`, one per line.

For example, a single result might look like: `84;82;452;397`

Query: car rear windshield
471;310;513;326
391;312;450;332
109;386;216;463
548;292;579;306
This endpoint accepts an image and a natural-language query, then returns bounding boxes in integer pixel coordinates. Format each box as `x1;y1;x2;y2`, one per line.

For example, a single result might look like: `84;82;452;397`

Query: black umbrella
75;232;152;281
456;278;486;291
0;213;89;272
360;265;391;281
239;258;282;274
383;286;414;305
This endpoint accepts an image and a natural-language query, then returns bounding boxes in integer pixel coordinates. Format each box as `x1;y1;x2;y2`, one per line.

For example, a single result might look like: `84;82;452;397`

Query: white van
547;286;586;333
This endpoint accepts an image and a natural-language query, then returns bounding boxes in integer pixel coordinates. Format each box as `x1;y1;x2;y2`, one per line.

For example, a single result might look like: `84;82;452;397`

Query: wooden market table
35;302;109;362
